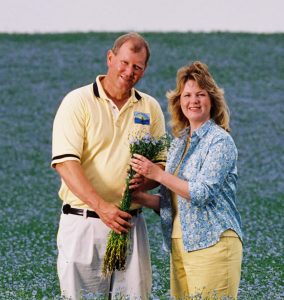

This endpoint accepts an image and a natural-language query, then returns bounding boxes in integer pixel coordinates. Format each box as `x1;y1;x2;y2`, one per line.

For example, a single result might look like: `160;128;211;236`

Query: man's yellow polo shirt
52;76;166;209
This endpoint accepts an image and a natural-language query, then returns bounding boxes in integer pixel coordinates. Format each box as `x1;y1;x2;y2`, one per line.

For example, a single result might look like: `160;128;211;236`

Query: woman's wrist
158;168;167;185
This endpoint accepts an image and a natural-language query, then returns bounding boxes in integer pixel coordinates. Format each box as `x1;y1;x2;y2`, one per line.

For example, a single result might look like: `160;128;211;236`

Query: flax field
0;32;283;299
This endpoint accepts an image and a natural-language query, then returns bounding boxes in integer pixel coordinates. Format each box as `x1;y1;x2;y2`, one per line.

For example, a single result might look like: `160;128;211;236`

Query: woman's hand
131;154;190;201
130;154;164;182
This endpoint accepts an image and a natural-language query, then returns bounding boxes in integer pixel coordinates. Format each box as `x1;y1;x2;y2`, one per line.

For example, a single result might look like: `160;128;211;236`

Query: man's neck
100;77;130;110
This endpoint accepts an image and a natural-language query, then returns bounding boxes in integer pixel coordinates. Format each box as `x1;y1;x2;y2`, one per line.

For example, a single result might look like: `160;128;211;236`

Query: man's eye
134;65;143;71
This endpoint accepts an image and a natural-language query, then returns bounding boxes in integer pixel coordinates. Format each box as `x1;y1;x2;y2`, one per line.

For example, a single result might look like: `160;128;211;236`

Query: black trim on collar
93;82;100;97
134;90;142;100
93;81;142;101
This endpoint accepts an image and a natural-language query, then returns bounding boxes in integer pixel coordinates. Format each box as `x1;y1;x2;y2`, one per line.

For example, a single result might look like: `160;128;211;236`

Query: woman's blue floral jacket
160;120;243;252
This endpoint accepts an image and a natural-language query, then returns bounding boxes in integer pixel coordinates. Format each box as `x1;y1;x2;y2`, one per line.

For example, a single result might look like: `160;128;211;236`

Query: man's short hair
112;32;150;65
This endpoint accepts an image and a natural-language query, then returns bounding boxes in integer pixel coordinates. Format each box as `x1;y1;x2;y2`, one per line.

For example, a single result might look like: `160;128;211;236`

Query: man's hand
55;161;132;234
93;199;132;234
129;173;146;190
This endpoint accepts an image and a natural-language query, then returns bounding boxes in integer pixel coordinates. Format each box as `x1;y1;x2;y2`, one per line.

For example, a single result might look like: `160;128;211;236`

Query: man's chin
119;82;135;91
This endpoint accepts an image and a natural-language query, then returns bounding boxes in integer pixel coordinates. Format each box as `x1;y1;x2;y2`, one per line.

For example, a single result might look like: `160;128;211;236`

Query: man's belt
62;204;142;218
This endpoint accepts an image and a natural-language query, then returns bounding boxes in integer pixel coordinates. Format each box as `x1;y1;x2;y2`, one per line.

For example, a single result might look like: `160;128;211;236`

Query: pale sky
0;0;283;33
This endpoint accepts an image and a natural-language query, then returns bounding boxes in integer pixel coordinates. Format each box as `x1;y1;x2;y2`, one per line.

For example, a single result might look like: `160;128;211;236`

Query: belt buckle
62;204;71;214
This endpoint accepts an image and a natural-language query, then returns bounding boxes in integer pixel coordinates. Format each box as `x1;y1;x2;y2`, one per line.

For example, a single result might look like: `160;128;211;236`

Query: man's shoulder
61;83;93;105
56;83;94;115
65;83;93;98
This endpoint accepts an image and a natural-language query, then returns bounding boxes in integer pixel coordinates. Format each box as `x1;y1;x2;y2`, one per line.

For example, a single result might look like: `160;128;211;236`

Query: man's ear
106;49;114;67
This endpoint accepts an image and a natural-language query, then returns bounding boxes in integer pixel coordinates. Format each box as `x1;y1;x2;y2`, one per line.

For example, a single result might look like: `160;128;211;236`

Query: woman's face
180;79;211;130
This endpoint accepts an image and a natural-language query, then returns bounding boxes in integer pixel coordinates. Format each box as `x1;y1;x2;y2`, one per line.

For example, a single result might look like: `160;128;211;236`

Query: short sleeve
51;91;86;167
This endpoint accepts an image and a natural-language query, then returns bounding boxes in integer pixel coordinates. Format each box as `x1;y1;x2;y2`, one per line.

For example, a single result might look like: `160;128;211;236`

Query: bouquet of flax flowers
102;133;170;277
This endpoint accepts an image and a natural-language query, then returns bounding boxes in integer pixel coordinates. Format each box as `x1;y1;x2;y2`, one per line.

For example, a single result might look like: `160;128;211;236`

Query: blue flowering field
0;32;283;299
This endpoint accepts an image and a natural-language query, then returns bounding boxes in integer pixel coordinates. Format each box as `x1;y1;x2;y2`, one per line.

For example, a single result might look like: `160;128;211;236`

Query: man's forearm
55;160;102;210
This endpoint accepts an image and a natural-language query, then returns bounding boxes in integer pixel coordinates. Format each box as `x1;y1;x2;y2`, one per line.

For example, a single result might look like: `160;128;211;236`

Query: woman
131;61;243;299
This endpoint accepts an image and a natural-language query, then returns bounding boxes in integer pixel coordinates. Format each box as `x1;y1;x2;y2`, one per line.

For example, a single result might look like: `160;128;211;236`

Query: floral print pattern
160;120;243;252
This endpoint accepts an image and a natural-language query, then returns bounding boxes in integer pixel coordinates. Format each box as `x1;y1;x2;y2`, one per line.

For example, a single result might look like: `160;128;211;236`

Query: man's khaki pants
57;212;152;300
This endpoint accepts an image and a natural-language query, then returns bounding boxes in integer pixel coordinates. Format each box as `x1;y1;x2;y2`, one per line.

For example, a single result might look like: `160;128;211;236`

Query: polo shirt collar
93;75;142;102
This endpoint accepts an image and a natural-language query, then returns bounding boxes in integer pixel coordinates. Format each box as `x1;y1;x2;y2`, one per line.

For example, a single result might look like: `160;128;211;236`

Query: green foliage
102;231;129;277
129;133;171;162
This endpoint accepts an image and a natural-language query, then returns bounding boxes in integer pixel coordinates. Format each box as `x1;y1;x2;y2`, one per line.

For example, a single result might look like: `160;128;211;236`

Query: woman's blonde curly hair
167;61;230;137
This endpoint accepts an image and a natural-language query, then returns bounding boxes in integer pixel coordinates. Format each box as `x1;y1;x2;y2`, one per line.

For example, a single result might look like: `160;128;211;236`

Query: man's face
106;41;147;93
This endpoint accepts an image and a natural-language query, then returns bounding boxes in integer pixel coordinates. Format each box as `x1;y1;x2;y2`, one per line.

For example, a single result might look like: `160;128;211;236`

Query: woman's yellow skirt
171;230;243;299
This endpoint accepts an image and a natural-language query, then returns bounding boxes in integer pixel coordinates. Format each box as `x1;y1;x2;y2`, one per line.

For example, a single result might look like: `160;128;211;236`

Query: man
51;32;166;299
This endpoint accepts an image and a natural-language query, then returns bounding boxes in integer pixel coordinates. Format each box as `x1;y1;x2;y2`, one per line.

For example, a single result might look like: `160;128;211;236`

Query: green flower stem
120;167;135;212
102;167;135;277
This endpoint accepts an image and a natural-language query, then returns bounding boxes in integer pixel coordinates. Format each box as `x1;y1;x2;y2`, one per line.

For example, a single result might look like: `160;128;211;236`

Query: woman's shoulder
206;122;237;154
208;121;235;142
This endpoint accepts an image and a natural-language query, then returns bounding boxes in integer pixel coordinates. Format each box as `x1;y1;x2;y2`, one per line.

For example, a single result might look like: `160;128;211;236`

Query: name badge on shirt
134;112;150;125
